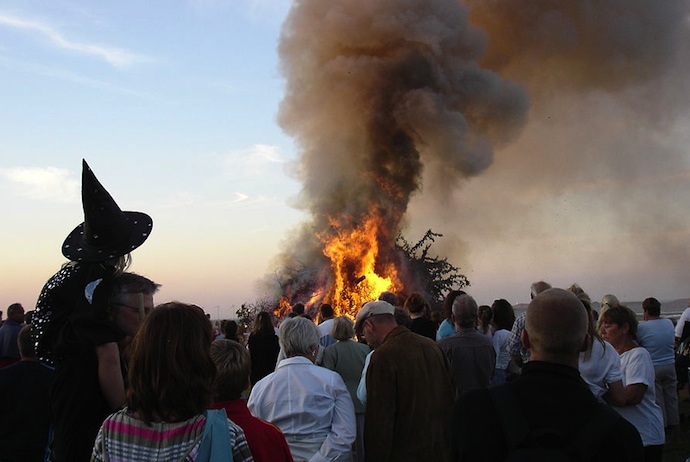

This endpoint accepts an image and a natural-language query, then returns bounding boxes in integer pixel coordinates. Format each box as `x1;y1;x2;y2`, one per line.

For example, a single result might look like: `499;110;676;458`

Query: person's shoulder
629;345;652;360
457;383;493;405
250;371;275;392
355;341;371;353
407;328;443;350
661;317;675;328
437;335;453;348
452;386;496;431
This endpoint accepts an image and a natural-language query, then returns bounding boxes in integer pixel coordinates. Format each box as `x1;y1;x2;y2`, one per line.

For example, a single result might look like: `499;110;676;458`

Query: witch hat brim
62;160;153;262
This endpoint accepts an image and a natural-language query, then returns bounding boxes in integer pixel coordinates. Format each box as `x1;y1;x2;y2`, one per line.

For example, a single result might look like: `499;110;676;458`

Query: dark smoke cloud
270;0;528;293
266;0;690;304
408;1;690;301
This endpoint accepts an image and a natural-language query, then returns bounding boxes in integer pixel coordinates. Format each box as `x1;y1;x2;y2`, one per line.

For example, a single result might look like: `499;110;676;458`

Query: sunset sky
2;1;690;320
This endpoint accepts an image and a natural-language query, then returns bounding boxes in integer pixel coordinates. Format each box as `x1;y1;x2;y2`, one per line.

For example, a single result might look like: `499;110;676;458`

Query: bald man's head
524;288;588;365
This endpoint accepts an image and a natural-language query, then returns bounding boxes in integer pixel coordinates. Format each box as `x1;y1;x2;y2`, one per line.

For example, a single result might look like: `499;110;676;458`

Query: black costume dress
34;262;125;462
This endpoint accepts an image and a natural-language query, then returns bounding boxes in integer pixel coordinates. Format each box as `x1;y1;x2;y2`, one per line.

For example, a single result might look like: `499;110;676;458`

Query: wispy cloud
212;192;251;207
0;166;79;204
219;144;285;178
0;55;167;102
0;12;148;68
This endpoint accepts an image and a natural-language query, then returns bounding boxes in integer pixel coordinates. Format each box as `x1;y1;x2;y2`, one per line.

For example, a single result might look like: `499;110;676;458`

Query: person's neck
529;353;578;369
614;338;638;355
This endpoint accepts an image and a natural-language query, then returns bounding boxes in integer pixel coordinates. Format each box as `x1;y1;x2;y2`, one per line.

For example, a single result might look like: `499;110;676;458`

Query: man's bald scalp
525;288;588;363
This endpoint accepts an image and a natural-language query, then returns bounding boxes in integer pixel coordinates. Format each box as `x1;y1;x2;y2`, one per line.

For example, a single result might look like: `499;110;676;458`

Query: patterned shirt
507;311;530;364
91;408;253;462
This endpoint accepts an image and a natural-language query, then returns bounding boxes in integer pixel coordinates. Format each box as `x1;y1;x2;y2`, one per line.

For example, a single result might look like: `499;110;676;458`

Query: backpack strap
488;385;531;451
195;409;234;462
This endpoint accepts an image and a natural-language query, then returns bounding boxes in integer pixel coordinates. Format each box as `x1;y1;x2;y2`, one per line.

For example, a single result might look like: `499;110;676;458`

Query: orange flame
274;297;292;318
319;210;402;318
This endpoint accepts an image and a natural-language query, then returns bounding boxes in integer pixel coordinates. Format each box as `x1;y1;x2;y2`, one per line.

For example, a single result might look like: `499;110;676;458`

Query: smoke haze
269;0;690;304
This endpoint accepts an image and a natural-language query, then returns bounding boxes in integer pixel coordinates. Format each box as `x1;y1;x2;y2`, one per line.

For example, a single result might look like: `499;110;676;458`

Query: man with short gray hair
438;294;495;397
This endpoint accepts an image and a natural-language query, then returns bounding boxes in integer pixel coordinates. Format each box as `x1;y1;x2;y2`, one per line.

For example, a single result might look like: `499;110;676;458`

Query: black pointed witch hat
61;159;153;262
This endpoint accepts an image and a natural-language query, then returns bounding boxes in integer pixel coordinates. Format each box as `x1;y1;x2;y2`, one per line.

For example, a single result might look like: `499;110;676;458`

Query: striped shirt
91;408;253;462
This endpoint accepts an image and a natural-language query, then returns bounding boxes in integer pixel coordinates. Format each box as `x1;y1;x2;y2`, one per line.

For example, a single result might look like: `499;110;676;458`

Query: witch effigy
32;159;153;462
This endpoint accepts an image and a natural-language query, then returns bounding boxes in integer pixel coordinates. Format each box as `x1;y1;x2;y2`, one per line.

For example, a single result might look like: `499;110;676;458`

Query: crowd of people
4;279;689;461
0;159;687;462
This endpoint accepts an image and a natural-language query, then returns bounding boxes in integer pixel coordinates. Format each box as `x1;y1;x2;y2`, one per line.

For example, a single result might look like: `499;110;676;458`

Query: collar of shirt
276;355;313;369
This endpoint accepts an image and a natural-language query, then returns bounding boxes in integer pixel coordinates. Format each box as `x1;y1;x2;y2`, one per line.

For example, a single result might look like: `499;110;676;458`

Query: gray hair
530;281;552;299
279;316;320;357
600;294;620;309
108;272;160;305
452;294;478;328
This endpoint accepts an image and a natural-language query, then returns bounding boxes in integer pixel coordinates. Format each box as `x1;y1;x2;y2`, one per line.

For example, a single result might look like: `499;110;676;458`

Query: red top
211;399;294;462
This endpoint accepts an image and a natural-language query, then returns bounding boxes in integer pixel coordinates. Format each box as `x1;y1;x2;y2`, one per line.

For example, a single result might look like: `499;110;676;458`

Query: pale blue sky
2;1;690;319
1;1;304;318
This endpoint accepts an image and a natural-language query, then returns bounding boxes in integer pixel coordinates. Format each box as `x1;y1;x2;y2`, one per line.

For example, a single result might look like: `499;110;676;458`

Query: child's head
210;339;251;401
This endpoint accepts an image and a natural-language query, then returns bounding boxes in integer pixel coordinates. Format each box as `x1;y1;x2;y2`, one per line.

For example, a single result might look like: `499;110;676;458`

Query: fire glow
320;211;403;317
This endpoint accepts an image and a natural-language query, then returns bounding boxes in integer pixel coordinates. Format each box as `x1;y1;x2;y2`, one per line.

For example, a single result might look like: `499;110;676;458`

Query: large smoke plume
268;0;690;306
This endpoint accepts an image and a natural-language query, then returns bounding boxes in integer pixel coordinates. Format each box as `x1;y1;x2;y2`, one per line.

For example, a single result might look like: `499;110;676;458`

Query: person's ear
521;329;531;350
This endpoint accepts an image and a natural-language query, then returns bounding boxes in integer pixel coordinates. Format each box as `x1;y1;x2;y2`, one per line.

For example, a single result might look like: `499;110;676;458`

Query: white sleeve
246;382;264;419
602;341;624;384
675;308;690;338
623;348;654;388
356;350;373;405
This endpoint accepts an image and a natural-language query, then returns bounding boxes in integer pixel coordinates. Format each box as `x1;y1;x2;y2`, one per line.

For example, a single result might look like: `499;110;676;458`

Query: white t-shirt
356;350;374;406
318;319;335;337
638;318;675;366
612;347;665;446
578;339;623;402
675;307;690;339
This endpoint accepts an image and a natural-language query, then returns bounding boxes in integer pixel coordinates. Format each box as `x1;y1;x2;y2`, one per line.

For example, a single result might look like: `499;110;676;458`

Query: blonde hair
331;316;355;341
210;340;251;401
